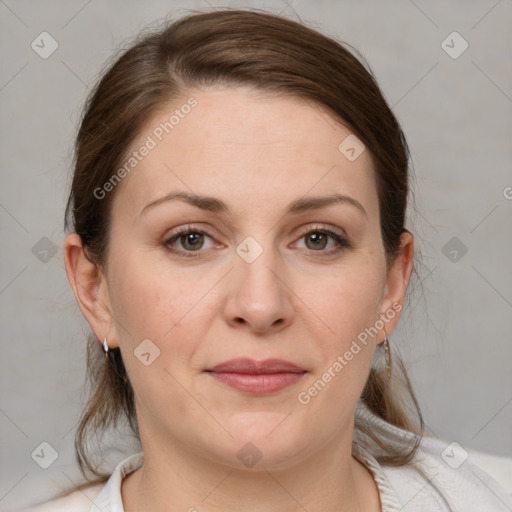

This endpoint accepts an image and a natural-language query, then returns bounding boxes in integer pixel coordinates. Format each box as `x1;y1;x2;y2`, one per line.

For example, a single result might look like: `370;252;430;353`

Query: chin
203;418;313;471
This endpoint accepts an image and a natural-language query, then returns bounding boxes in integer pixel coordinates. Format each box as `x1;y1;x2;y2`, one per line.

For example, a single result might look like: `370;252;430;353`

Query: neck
121;423;380;512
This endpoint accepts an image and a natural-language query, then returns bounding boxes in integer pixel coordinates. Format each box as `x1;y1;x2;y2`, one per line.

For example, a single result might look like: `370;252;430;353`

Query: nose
222;241;294;335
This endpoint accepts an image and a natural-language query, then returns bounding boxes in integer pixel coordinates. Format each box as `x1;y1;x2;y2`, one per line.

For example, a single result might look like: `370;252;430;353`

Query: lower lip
208;372;305;395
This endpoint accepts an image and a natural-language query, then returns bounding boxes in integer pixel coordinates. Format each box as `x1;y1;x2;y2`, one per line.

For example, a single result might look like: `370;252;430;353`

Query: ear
376;230;414;343
63;233;118;349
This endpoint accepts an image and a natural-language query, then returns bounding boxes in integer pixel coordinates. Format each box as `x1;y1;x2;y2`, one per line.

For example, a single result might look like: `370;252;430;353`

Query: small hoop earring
103;336;109;354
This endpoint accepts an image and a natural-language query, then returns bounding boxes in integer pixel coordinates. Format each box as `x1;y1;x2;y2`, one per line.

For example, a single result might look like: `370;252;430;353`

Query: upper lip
207;358;306;374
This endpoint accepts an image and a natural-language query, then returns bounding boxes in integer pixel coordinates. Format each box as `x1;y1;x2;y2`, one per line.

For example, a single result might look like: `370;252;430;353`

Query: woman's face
68;86;412;470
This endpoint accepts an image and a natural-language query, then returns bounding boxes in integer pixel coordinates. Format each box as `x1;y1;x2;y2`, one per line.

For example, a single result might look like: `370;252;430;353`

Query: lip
208;358;305;374
205;358;306;395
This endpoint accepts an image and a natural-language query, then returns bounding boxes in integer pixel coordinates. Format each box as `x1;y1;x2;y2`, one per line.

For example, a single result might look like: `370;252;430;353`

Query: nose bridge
224;233;293;332
235;233;280;300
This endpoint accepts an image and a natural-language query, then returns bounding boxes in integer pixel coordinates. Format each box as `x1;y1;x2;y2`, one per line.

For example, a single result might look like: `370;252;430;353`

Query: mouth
205;358;307;395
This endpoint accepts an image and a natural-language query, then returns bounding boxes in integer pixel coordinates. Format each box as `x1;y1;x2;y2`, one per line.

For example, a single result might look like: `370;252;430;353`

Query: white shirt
20;402;512;511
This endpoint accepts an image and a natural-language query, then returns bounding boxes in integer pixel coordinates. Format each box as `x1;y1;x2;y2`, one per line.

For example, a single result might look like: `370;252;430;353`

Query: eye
293;226;351;255
163;226;216;257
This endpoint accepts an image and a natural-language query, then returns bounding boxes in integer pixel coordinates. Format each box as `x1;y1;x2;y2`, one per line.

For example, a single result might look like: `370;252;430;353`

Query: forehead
111;87;378;219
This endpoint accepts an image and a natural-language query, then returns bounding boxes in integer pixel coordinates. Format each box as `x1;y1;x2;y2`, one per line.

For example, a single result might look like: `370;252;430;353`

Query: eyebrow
140;191;367;219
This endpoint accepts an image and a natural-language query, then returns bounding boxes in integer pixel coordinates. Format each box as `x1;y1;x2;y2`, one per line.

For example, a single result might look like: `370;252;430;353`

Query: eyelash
163;224;351;259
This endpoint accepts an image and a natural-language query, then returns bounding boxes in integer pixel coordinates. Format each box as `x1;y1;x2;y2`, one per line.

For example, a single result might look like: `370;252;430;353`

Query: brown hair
61;7;423;497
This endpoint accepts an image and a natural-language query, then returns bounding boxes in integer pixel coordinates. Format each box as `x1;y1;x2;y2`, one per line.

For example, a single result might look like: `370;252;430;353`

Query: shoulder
17;452;144;512
381;434;512;511
17;483;104;512
465;445;512;493
354;403;512;511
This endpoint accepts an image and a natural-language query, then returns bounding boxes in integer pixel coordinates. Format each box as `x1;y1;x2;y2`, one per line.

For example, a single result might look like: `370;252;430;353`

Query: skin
64;86;413;512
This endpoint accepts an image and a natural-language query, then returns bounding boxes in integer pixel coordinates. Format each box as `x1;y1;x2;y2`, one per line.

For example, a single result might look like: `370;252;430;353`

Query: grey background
1;0;511;509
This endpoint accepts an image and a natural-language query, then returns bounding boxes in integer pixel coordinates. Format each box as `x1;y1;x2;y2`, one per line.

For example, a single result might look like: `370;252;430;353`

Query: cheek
307;259;384;389
106;252;205;411
322;260;385;339
107;248;190;344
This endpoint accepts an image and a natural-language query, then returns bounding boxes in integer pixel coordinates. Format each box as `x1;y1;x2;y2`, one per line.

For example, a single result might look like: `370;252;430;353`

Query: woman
21;8;511;512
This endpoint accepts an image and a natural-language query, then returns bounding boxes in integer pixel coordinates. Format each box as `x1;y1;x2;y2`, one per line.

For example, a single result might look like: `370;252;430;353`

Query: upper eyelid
294;223;346;238
166;223;346;239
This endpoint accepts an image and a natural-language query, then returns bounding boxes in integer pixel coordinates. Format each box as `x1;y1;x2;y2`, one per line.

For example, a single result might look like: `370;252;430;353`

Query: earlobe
63;233;117;348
